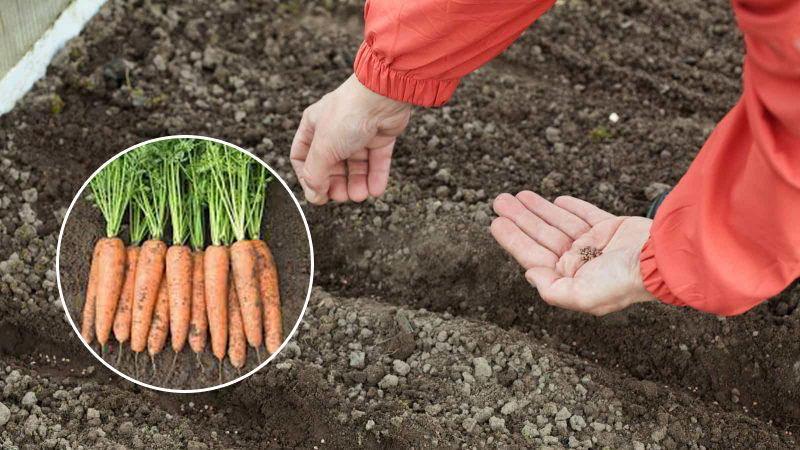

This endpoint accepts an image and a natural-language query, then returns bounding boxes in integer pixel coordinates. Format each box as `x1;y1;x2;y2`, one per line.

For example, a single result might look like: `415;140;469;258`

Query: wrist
629;240;657;305
345;74;411;118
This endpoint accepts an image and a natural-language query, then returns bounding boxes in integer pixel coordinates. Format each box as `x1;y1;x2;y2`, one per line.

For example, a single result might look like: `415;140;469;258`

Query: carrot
213;146;266;361
130;149;168;366
227;279;246;372
87;153;135;351
80;243;102;345
230;240;263;351
164;146;193;359
130;240;167;353
188;250;208;358
253;239;282;354
147;278;170;373
204;142;233;377
113;246;139;349
166;246;192;350
204;245;229;362
186;152;208;369
113;201;145;364
93;237;126;347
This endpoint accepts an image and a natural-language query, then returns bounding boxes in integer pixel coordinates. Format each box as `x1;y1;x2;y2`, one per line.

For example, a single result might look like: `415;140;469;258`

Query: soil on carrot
59;171;311;390
0;0;797;448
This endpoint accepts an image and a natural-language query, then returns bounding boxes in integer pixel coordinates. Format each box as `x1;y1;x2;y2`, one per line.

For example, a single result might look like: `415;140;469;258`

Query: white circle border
55;135;315;393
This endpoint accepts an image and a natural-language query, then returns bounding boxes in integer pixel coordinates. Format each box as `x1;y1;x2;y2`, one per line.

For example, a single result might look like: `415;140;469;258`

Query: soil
0;0;797;448
57;153;311;390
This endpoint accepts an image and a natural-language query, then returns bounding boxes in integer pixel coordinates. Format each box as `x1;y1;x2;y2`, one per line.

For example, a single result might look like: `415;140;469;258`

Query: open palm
491;191;655;316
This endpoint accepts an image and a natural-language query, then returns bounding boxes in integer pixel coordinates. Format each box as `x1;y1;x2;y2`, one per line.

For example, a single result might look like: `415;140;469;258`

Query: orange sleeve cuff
353;42;460;108
639;238;682;306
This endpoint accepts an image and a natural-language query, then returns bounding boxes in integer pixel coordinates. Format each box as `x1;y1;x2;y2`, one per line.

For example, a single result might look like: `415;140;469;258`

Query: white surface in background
0;0;106;115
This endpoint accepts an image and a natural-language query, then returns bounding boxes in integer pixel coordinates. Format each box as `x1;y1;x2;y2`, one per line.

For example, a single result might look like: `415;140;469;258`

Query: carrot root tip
164;352;179;385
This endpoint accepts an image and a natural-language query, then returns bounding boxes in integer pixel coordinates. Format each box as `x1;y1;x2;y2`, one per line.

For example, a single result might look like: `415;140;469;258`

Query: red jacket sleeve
354;0;556;107
640;0;800;315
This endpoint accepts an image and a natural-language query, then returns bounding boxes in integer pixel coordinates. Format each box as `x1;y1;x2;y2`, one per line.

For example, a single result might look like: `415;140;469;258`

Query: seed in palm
580;246;602;261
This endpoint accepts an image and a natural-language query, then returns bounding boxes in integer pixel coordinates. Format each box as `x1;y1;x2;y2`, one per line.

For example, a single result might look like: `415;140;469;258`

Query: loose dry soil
0;0;797;448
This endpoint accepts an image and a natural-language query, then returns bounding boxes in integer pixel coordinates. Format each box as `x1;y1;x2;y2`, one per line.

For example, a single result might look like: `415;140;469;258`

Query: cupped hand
290;75;412;205
490;191;656;316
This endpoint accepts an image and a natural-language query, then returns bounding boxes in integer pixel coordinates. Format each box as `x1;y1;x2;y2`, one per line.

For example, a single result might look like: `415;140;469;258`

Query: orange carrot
227;279;246;371
204;245;229;362
230;240;263;353
188;250;207;356
166;245;193;353
81;243;102;345
113;246;140;347
92;237;127;347
147;279;170;371
253;240;282;354
130;240;167;353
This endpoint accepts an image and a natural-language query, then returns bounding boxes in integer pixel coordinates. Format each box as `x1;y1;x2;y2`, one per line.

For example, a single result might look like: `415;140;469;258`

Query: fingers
291;108;396;204
346;150;370;203
491;217;559;269
290;109;319;202
553;196;615;226
302;134;340;204
516;191;591;240
291;107;334;205
493;193;573;256
367;142;394;198
329;162;349;203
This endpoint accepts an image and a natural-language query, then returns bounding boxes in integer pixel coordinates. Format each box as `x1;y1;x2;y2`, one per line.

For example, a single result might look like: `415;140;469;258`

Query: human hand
290;75;412;205
491;191;656;316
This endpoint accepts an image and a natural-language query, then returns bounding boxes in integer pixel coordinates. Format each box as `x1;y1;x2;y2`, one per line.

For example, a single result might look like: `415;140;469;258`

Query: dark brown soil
0;0;797;448
58;147;311;390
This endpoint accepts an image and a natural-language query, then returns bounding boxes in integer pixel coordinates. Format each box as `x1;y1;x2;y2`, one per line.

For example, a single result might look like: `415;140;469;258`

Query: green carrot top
133;142;168;241
246;162;271;241
210;145;251;242
203;142;232;246
128;201;146;246
166;140;192;245
90;153;135;238
187;144;207;251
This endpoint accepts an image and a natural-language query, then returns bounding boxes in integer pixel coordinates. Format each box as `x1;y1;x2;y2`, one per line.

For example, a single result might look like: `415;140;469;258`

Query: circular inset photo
56;136;313;392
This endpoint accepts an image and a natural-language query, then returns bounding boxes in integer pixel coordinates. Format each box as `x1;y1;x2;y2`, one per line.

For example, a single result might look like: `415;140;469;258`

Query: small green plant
51;95;65;115
590;127;612;142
